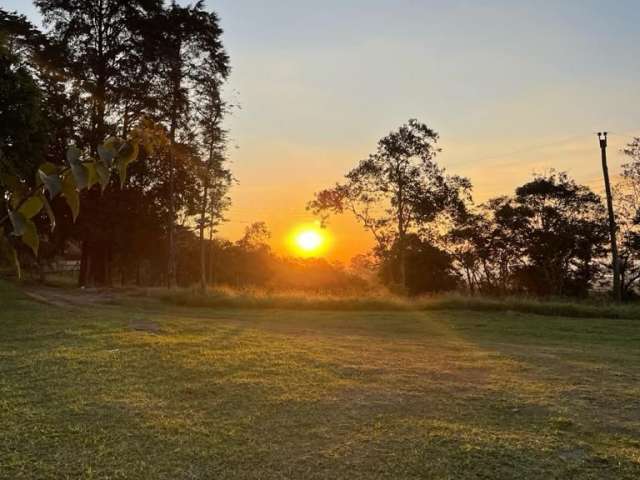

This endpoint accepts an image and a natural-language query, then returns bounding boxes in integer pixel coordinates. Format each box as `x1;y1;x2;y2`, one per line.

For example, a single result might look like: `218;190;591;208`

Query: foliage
449;171;608;296
0;32;49;181
380;233;458;295
24;0;232;287
309;119;471;289
0;135;141;278
615;137;640;298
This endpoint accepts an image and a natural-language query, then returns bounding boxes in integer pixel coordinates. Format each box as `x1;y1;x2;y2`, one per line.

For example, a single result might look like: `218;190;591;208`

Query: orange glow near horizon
287;224;331;258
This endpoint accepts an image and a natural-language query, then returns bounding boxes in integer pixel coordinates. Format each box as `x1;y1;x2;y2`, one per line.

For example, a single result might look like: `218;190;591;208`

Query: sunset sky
7;0;640;262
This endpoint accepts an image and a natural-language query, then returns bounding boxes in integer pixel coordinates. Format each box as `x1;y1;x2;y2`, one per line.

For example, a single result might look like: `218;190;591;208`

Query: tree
0;32;49;182
35;0;162;151
512;172;607;296
148;0;230;288
309;119;470;291
614;137;640;298
450;172;608;297
192;51;232;293
380;233;458;295
35;0;163;286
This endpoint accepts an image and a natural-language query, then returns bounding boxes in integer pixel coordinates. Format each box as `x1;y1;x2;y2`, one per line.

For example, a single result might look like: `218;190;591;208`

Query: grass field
1;281;640;479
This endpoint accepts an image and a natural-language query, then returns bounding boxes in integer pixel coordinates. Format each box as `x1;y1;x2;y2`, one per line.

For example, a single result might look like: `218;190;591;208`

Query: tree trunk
79;240;89;287
396;173;407;291
167;59;181;289
208;226;215;285
198;137;216;293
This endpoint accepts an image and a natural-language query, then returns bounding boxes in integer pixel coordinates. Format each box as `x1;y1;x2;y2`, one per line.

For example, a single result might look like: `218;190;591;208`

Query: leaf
116;157;129;188
39;192;56;231
118;141;139;164
62;172;80;221
21;218;39;256
97;144;116;168
71;163;89;190
9;190;24;209
85;162;98;190
35;162;59;187
114;141;139;188
3;174;26;209
105;136;125;152
66;146;81;166
9;210;27;236
39;170;62;198
18;196;43;219
95;161;110;191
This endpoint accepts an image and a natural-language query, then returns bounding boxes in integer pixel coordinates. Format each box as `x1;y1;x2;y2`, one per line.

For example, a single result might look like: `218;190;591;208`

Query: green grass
153;286;640;320
1;280;640;479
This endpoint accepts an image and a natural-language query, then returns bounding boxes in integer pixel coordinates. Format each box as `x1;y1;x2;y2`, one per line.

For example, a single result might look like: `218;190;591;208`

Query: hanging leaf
9;210;27;236
39;192;56;231
116;157;129;188
21;218;39;256
9;191;24;209
113;141;139;188
118;141;139;164
85;162;98;189
66;146;81;166
3;174;26;209
35;162;59;188
95;161;110;191
71;163;89;190
105;136;125;152
97;144;116;168
39;170;62;198
0;228;21;280
18;195;44;219
62;172;80;221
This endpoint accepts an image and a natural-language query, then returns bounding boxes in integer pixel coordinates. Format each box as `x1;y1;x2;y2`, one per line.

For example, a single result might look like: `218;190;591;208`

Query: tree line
311;120;640;299
3;2;640;299
1;0;232;288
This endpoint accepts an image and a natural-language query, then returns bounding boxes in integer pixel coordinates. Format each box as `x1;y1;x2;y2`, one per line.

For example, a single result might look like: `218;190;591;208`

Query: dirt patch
23;286;117;308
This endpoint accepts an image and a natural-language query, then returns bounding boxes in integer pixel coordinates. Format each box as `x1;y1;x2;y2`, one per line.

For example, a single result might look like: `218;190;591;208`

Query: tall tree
449;172;608;296
309;119;470;291
192;50;232;292
614;138;640;298
148;1;229;288
0;31;49;182
35;0;163;286
35;0;161;151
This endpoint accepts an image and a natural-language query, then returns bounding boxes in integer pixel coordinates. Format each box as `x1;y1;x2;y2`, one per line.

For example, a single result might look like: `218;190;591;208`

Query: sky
4;0;640;261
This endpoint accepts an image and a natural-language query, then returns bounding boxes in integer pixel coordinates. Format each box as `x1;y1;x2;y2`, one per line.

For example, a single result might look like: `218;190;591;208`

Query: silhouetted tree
147;0;230;288
450;172;607;296
380;233;458;295
309;119;470;292
35;0;163;285
0;32;49;181
615;137;640;298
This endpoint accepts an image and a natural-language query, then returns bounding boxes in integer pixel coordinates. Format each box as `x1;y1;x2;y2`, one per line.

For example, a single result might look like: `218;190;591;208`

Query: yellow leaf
62;172;79;221
21;218;39;256
18;196;43;219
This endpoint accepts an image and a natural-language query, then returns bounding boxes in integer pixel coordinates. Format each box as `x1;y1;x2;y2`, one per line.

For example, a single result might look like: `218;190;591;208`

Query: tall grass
145;286;640;320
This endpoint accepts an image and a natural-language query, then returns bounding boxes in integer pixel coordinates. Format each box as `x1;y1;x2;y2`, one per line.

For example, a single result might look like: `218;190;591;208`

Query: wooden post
598;132;621;301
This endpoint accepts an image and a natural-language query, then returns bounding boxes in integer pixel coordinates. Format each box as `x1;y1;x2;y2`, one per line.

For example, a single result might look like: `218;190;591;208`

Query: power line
448;133;592;168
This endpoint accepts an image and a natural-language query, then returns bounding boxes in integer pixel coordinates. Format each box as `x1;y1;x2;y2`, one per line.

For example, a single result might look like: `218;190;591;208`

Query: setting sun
287;225;330;257
296;230;323;252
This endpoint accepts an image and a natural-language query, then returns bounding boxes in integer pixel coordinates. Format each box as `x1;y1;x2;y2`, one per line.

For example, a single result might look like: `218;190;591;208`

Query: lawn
1;281;639;479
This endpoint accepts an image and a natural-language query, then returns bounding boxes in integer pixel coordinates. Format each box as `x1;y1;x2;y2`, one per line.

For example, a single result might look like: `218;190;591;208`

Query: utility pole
598;132;621;301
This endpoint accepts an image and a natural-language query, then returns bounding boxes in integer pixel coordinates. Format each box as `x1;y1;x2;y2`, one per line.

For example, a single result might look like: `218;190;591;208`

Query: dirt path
22;285;117;308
